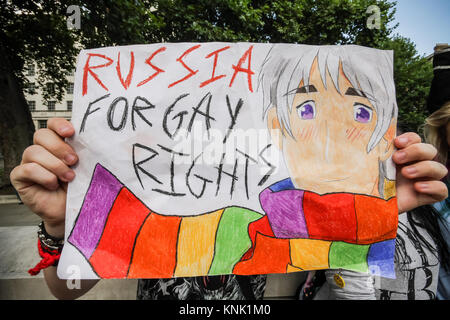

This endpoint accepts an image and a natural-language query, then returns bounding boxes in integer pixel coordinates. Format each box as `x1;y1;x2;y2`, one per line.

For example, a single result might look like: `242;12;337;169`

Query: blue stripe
269;178;295;192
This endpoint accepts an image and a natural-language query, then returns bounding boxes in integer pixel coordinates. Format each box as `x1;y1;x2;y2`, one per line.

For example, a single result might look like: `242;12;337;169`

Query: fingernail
60;126;71;135
397;136;408;145
396;151;406;161
405;167;417;175
64;153;76;164
418;182;428;190
64;171;75;181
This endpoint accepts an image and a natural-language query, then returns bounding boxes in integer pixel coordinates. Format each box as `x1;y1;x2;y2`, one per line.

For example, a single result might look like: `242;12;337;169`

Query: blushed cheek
296;124;319;141
345;126;369;143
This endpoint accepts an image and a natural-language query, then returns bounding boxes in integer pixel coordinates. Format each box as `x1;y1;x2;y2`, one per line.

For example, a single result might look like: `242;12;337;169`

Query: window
48;83;55;94
26;83;36;94
38;120;47;129
67;100;73;111
28;101;36;111
47;101;56;111
27;64;35;77
67;82;74;94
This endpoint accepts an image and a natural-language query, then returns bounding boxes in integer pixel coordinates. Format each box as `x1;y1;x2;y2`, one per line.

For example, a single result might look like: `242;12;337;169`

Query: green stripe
208;206;262;275
329;242;370;273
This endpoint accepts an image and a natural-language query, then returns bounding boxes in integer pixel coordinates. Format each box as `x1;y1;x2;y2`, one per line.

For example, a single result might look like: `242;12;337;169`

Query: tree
0;1;76;187
0;0;409;187
0;0;150;187
380;36;434;134
143;0;396;45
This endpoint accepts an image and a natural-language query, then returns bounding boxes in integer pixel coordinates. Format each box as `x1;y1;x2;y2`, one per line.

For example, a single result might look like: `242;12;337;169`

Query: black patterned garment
374;213;441;300
137;275;267;300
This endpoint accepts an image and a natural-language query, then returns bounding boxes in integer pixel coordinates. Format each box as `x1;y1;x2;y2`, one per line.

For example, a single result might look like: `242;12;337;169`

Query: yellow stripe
290;238;331;270
383;178;396;199
286;264;303;273
174;209;224;277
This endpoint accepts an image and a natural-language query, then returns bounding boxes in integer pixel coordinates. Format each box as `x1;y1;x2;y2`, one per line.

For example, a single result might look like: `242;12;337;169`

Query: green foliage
0;1;78;102
70;0;152;47
0;0;153;103
379;36;434;134
1;0;432;134
143;0;397;46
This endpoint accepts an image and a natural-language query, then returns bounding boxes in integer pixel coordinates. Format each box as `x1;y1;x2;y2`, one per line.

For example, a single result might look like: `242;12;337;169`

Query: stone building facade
23;63;73;129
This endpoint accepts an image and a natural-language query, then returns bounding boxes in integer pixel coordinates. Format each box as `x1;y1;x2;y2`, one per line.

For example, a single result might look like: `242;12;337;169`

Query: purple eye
297;101;316;120
354;104;372;123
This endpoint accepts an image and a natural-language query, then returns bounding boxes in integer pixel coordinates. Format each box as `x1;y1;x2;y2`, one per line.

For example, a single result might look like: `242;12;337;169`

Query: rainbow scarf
67;164;398;279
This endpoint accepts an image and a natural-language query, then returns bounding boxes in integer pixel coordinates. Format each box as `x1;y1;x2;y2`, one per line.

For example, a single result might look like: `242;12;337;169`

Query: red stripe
89;188;150;278
303;192;357;243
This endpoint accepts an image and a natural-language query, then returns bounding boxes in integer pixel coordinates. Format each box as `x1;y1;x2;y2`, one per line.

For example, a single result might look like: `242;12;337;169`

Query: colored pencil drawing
64;43;399;279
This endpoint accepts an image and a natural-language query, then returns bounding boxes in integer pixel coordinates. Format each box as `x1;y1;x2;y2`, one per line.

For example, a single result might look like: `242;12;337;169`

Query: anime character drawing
68;45;399;279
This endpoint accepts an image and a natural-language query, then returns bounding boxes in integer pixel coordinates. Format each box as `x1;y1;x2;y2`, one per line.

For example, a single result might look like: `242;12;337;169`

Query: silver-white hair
258;44;398;153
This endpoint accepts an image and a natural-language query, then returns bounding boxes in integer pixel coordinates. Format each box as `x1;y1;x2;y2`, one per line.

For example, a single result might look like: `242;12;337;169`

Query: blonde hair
423;101;450;164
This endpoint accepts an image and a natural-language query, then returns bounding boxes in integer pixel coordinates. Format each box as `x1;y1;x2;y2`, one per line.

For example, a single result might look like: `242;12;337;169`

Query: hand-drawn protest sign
59;43;399;280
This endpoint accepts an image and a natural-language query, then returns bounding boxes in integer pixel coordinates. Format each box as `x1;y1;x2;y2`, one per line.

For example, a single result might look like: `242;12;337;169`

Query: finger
10;163;59;192
392;143;438;165
33;128;78;166
394;132;422;149
414;180;449;204
401;160;448;181
47;118;75;138
22;145;75;182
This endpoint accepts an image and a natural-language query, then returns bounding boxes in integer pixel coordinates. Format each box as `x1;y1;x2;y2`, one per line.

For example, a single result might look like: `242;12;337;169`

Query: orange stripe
127;213;181;278
233;233;290;275
355;195;398;244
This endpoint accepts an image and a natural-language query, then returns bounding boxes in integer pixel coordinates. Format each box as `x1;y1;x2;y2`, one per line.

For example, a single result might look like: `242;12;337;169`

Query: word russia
81;44;255;96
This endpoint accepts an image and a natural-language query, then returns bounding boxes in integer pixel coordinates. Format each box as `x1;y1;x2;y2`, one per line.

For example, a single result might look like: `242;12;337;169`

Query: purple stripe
68;164;123;259
259;188;309;238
